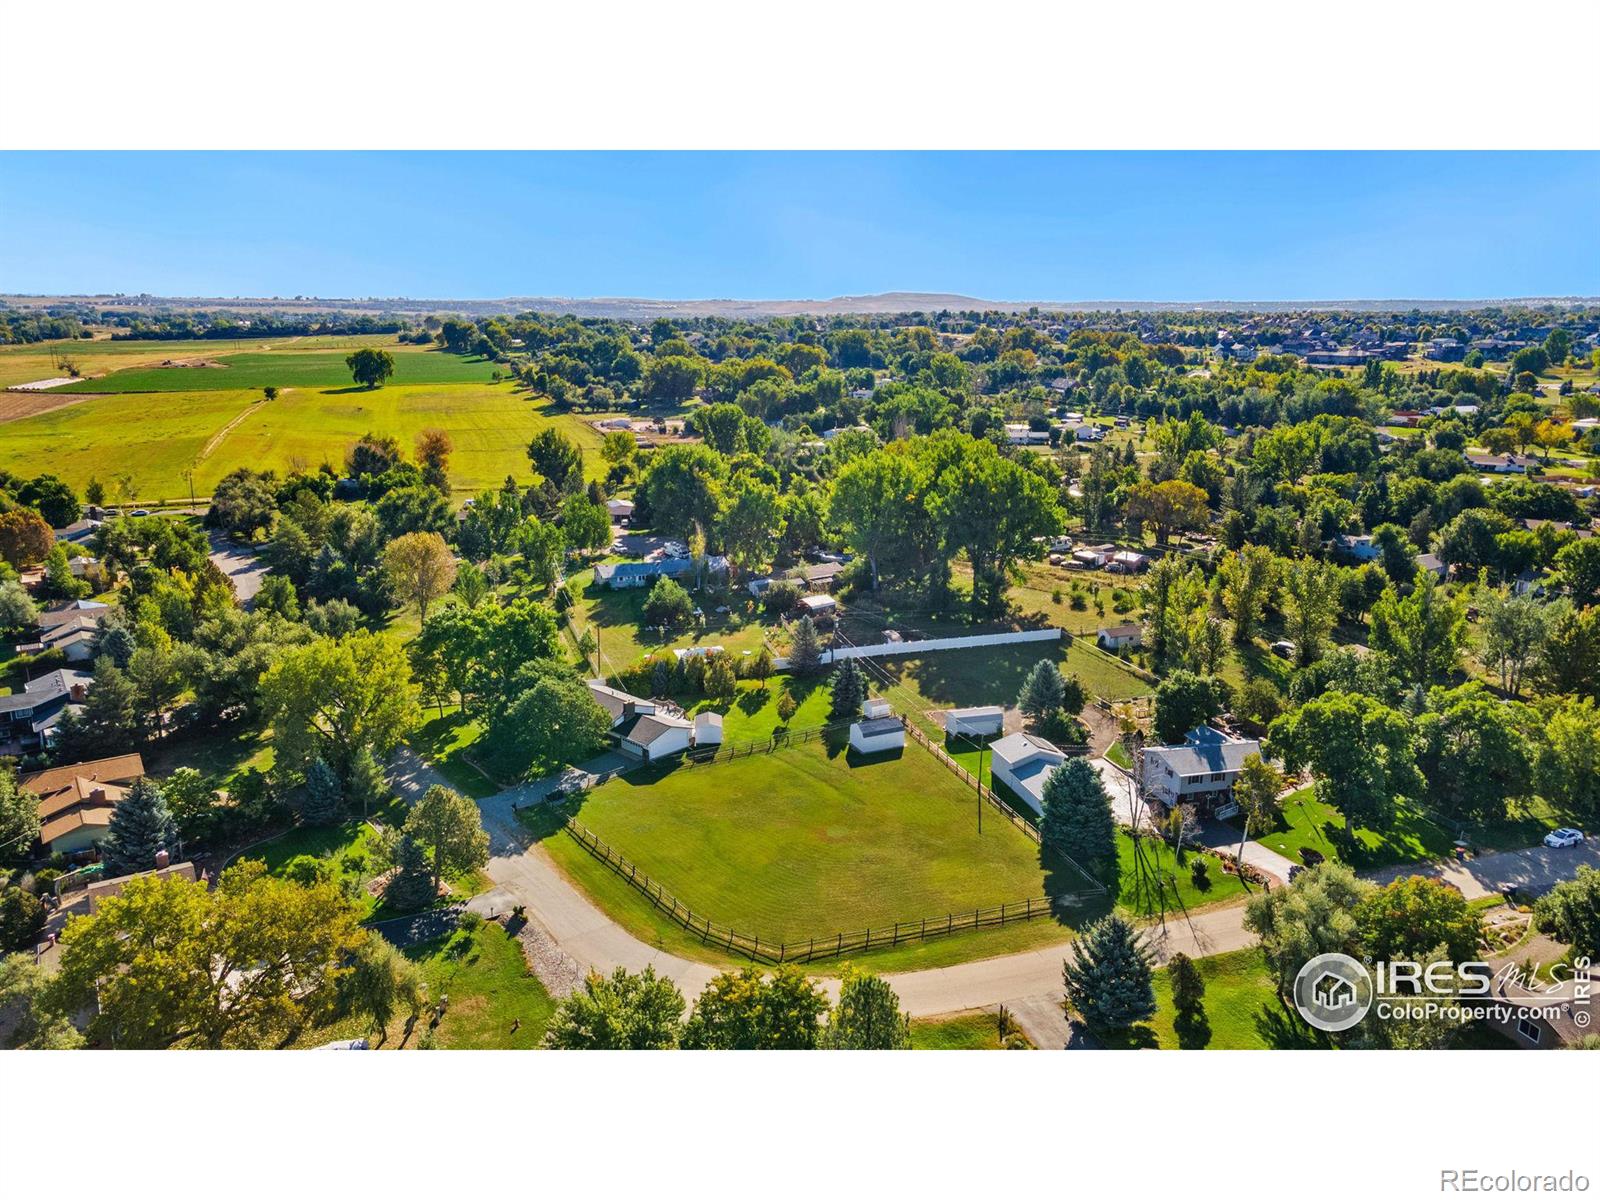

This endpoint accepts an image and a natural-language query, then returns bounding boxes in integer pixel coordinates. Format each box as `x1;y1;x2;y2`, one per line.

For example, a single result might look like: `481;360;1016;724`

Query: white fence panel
774;627;1062;670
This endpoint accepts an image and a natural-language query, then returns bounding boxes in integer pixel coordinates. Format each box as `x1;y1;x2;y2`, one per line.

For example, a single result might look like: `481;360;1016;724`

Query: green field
1249;785;1456;871
0;378;607;500
50;346;499;392
399;921;556;1049
529;735;1104;970
1104;948;1327;1050
910;1010;1021;1049
0;333;391;388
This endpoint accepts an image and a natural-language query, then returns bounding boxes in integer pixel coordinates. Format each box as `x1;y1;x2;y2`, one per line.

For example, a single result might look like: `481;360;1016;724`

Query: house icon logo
1293;953;1374;1032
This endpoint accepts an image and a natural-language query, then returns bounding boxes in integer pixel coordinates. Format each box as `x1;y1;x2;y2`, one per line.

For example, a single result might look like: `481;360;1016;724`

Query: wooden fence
560;816;1096;965
684;719;853;765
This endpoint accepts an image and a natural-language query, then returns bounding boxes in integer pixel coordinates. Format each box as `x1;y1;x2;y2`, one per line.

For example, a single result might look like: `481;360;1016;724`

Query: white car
1544;828;1585;849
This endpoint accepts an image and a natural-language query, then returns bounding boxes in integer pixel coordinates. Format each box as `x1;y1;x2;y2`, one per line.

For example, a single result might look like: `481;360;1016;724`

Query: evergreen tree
828;659;867;719
1061;914;1156;1034
1039;757;1117;866
1167;951;1207;1045
818;967;910;1049
788;616;825;675
99;777;178;879
382;834;436;911
1017;658;1066;724
300;758;344;826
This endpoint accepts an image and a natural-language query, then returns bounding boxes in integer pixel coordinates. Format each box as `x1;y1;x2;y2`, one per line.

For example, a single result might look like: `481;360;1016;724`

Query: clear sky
2;152;1595;302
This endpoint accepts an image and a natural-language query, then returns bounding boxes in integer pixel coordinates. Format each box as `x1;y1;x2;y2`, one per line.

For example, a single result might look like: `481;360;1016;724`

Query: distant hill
5;291;1597;319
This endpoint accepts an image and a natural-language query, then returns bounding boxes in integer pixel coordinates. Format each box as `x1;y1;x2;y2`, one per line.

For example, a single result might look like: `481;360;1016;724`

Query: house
1389;410;1424;428
586;680;653;725
692;711;723;748
1512;568;1546;598
67;555;101;579
21;753;146;856
604;498;634;523
1465;453;1532;475
615;710;694;761
1073;423;1106;443
0;668;93;753
944;706;1005;737
1470;953;1592;1049
87;857;196;912
1108;549;1149;574
1004;423;1050;446
987;731;1067;814
1140;726;1262;810
747;576;775;598
51;518;102;545
1424;338;1464;361
1332;533;1380;562
37;599;108;629
15;607;107;663
800;560;848;591
796;593;837;619
1415;552;1448;580
848;702;905;755
1096;623;1143;651
593;558;694;589
1426;404;1480;419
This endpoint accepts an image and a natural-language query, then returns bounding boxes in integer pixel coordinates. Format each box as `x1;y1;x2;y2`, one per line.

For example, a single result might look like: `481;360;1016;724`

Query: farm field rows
49;346;499;392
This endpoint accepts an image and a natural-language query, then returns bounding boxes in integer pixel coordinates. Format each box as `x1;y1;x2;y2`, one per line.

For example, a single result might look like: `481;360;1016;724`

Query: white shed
797;593;837;617
849;715;906;755
944;705;1005;737
693;711;724;747
862;697;892;719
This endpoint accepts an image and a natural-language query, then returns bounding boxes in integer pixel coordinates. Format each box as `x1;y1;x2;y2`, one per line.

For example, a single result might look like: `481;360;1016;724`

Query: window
1209;772;1224;782
1516;1017;1542;1045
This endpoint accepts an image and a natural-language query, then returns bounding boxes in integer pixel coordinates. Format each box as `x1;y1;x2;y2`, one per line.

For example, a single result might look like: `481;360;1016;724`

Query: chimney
89;787;107;802
70;683;87;701
154;848;170;869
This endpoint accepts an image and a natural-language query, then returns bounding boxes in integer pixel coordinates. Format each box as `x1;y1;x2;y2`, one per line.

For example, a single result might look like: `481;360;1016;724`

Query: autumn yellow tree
384;531;457;623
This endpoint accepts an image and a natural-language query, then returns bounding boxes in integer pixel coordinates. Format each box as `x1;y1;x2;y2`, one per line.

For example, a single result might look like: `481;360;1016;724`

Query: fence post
892;921;899;946
1001;902;1006;925
836;932;842;955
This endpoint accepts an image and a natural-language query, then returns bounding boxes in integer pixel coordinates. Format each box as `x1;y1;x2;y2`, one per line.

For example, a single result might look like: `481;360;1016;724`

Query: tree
681;964;828;1049
1152;670;1226;744
527;428;585;501
1555;538;1600;605
828;658;867;719
0;887;45;954
261;632;421;783
1356;875;1483;965
1535;698;1600;823
1370;523;1418;585
0;579;38;633
818;967;910;1049
639;443;725;540
346;432;404;479
1167;951;1206;1043
716;476;785;576
414;428;453;491
403;784;489;891
1279;558;1339;664
1039;757;1117;865
1216;544;1278;643
300;757;344;826
345;348;396;389
38;542;87;601
161;767;217;841
99;777;178;879
1017;658;1066;724
1233;752;1284;832
1126;479;1209;545
1368;574;1467;687
0;508;53;569
338;933;425;1036
1061;915;1155;1033
18;474;80;528
375;485;452;540
1244;862;1372;992
1413;684;1533;823
1533;867;1600;958
560;495;611;555
829;450;927;590
0;768;41;859
542;966;686;1049
1478;587;1550;697
502;672;613;767
642;575;694;630
0;954;83;1049
54;861;363;1048
788;615;825;675
383;834;436;911
206;467;278;538
1268;691;1420;837
384;531;456;623
1534;602;1600;699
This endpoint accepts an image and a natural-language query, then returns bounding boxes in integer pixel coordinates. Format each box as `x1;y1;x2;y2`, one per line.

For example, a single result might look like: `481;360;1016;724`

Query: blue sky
2;152;1595;301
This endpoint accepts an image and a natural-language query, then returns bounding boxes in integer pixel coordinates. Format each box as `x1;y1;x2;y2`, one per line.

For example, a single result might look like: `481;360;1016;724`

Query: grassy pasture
0;333;388;388
49;346;499;392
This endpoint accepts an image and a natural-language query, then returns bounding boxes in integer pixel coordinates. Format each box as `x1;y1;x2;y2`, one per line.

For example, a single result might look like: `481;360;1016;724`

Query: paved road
1365;840;1600;901
207;530;268;602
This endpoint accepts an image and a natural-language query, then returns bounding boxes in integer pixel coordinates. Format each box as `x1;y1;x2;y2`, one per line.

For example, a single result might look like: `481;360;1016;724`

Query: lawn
49;345;500;392
911;1010;1028;1049
530;735;1103;969
1105;948;1329;1050
1249;785;1455;871
569;568;784;676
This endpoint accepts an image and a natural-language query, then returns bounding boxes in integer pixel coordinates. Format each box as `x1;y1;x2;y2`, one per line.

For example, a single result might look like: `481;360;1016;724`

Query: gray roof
1145;729;1259;777
616;712;690;747
853;717;904;737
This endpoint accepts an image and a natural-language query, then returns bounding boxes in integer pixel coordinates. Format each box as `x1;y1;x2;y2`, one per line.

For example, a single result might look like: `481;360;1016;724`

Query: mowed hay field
0;333;384;388
0;339;608;499
546;736;1097;947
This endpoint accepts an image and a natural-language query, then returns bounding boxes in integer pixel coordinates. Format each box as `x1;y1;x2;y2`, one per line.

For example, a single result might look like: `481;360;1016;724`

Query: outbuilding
849;714;905;755
944;705;1005;737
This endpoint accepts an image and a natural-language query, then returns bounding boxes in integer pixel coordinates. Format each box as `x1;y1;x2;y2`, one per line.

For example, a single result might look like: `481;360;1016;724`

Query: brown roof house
21;754;146;856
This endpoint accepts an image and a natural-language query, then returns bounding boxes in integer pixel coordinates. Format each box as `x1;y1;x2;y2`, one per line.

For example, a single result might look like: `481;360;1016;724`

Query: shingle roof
616;712;691;747
853;716;903;737
1144;731;1260;777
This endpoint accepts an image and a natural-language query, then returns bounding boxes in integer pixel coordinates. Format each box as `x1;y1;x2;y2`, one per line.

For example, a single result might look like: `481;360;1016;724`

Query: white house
1466;453;1533;475
1096;623;1143;651
615;710;694;761
1004;423;1050;446
1332;533;1380;562
987;731;1067;814
605;498;634;522
849;714;905;755
1140;726;1261;810
944;705;1005;737
1072;423;1106;443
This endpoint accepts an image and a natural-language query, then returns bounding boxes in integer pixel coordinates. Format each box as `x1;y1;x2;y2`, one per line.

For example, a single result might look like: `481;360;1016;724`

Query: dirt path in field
0;390;98;424
195;396;274;463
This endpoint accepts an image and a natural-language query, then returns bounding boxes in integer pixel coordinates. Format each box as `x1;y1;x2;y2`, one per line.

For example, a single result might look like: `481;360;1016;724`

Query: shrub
1189;857;1211;891
458;910;483;934
762;579;802;613
642;576;695;630
777;692;798;723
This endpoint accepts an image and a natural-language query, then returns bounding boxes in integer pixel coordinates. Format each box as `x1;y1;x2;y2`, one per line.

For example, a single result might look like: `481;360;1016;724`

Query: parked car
1269;640;1296;659
130;508;150;517
1544;828;1586;849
